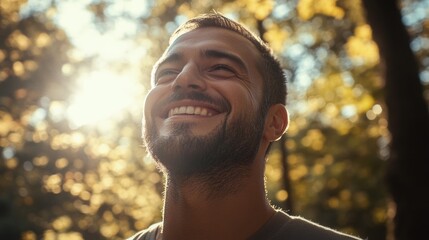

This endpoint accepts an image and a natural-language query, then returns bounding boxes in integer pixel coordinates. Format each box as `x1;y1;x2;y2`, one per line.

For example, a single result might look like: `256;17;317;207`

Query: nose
172;63;206;91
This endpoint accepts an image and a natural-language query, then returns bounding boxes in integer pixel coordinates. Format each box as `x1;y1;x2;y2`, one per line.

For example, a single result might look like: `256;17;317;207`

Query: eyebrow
157;49;247;69
155;52;183;70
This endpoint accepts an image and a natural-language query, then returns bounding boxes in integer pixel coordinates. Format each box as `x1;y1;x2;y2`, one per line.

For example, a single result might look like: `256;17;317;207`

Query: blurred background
1;0;428;239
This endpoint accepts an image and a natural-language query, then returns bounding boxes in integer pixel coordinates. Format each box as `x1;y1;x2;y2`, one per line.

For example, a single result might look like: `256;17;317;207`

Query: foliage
1;0;428;239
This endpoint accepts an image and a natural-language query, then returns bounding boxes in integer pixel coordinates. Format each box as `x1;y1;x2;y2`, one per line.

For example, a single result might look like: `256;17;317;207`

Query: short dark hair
169;12;287;114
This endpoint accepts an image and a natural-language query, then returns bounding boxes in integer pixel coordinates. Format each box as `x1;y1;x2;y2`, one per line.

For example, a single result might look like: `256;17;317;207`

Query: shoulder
126;222;162;240
272;211;364;240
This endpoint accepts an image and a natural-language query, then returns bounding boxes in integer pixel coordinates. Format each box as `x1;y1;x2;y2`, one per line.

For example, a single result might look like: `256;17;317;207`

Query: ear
263;104;289;142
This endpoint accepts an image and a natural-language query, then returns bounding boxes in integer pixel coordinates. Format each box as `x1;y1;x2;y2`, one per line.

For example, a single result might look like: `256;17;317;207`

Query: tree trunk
361;1;429;239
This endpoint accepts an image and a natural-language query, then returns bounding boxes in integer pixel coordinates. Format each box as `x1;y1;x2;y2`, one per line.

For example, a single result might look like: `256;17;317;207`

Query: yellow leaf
357;93;375;113
9;30;31;51
35;32;52;48
52;215;72;231
13;61;25;76
345;24;380;66
298;0;345;20
264;24;289;52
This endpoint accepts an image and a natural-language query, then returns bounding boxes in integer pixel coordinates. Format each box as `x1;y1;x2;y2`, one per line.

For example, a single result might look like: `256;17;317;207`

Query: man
129;12;364;240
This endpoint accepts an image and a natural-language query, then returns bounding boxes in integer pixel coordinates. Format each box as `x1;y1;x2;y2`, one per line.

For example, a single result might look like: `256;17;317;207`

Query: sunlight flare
67;70;141;128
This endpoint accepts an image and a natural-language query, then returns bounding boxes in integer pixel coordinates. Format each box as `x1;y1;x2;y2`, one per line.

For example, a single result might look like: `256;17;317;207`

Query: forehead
162;27;262;66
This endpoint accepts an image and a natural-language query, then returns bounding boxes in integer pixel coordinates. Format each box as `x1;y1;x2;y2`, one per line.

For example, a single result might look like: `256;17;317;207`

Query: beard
143;104;265;193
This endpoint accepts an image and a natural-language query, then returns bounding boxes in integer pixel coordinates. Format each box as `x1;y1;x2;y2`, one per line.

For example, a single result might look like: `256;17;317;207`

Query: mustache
164;91;231;111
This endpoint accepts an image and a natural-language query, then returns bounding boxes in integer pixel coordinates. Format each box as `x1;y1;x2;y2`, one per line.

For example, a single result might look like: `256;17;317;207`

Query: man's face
143;27;265;178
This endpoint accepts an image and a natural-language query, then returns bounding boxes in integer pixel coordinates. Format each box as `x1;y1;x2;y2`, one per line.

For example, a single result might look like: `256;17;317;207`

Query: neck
167;164;251;200
160;158;275;240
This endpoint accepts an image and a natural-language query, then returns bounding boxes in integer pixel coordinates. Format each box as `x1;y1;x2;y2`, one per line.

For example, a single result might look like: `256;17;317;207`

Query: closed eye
208;64;238;79
159;69;179;76
211;64;234;72
156;69;179;84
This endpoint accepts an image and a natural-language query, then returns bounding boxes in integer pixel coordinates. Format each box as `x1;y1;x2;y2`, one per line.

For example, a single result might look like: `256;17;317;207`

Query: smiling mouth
168;106;219;118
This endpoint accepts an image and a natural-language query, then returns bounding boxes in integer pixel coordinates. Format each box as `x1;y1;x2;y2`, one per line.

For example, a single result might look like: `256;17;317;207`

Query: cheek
218;83;262;116
143;87;164;126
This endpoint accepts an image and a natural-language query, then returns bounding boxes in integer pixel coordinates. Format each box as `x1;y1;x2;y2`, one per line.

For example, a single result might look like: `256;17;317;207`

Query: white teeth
186;106;194;114
179;106;186;114
168;106;212;117
195;107;201;114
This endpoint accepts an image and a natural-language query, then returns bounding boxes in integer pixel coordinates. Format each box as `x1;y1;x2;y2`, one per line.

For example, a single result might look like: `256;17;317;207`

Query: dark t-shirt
127;210;364;240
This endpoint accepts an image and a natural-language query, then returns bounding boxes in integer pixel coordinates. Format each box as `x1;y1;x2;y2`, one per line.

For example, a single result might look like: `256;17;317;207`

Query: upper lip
160;100;226;119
